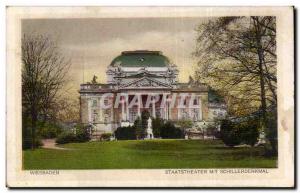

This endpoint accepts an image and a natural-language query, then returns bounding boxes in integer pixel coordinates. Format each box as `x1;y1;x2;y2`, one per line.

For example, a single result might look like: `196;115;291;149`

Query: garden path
42;139;71;150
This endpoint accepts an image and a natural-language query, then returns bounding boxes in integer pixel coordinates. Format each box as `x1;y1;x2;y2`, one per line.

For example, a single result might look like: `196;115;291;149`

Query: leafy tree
176;119;193;131
195;17;276;115
205;122;220;139
195;16;276;153
54;97;80;123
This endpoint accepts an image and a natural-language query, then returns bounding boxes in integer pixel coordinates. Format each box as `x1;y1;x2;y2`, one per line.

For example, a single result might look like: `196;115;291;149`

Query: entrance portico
119;90;172;123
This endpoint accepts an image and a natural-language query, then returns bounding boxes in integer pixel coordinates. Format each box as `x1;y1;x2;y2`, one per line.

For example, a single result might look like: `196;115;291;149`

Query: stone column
188;94;192;119
163;94;167;119
99;97;102;122
126;95;129;121
166;102;169;120
199;98;203;121
110;96;114;123
88;99;92;123
137;94;141;117
121;96;125;121
152;96;156;118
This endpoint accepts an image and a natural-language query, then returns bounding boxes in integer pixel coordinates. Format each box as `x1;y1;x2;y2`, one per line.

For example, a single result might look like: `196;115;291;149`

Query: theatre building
79;50;226;138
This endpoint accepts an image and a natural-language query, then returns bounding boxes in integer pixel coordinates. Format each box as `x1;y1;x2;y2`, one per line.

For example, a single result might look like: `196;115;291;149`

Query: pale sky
22;18;207;97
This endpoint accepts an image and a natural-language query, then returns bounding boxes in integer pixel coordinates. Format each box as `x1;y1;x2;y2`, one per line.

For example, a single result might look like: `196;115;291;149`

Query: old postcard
6;6;294;187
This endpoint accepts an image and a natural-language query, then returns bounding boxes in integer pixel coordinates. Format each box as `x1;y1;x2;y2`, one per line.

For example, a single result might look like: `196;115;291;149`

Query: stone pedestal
257;130;266;144
146;128;153;139
121;121;130;127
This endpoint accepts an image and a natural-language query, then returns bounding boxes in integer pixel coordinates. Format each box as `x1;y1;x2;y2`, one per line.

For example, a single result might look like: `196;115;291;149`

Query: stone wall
80;96;89;124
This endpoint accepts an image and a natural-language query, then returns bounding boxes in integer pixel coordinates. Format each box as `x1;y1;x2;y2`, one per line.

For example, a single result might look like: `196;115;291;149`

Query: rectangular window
92;113;98;122
183;99;187;106
155;107;161;118
92;99;97;107
193;98;198;105
180;109;189;119
192;109;199;121
104;109;111;124
104;99;109;106
104;114;108;124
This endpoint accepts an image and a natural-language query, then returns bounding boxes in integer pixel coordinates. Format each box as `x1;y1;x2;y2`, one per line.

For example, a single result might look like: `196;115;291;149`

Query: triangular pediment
120;77;172;89
126;71;162;78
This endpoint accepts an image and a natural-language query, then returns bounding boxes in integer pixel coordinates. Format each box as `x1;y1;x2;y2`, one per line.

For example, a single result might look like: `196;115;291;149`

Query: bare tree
22;34;71;149
54;97;80;123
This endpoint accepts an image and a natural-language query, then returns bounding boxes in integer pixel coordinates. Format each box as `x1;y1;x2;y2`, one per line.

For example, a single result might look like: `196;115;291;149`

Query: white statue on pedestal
146;117;153;139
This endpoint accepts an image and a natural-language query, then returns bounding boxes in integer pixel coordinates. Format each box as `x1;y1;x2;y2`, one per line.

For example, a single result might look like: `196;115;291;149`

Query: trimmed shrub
56;124;91;144
176;119;193;131
239;119;259;146
101;133;112;141
115;126;136;140
221;118;260;147
56;132;76;144
152;117;164;138
37;122;62;139
160;121;184;139
75;125;91;142
206;124;218;138
220;119;241;147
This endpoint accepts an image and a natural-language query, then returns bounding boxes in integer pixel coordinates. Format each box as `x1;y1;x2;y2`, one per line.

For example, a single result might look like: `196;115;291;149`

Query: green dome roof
110;50;170;67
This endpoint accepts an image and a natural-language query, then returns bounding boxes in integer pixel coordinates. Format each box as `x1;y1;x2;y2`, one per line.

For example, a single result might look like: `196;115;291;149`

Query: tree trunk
258;58;267;125
253;17;277;155
31;109;37;150
254;17;267;127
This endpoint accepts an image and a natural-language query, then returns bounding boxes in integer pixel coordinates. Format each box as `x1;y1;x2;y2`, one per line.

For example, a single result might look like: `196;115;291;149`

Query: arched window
193;98;198;105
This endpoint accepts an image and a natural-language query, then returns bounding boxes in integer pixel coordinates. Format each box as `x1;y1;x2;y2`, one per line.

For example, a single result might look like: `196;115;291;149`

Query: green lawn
23;139;277;169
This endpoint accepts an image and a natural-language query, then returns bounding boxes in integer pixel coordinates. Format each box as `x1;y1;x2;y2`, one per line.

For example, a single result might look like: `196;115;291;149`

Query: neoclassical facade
79;50;225;137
